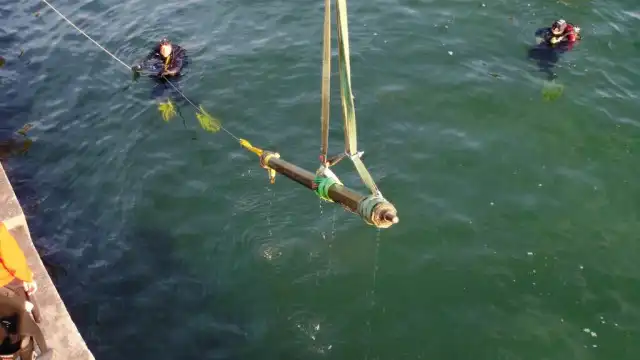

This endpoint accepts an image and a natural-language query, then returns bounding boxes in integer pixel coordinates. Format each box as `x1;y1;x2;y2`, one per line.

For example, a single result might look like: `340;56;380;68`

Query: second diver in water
528;19;581;80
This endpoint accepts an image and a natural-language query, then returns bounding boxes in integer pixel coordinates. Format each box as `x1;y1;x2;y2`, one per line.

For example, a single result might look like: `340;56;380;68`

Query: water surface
2;0;640;359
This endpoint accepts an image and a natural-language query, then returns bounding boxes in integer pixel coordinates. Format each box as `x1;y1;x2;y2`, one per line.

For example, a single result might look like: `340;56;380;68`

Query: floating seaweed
195;105;221;133
542;81;564;101
158;100;176;122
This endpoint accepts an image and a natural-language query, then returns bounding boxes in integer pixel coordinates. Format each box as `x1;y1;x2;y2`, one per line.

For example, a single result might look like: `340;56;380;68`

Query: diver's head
159;38;172;58
551;19;567;35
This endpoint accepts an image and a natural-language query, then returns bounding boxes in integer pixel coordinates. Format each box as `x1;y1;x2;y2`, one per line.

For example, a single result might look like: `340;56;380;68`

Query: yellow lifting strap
334;0;382;196
319;0;332;164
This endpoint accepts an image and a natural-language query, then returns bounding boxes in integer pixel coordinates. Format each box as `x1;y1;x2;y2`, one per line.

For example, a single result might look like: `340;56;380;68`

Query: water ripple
4;0;640;358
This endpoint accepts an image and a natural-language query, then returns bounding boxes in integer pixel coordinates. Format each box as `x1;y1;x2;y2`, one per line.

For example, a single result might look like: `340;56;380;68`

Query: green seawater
2;0;640;358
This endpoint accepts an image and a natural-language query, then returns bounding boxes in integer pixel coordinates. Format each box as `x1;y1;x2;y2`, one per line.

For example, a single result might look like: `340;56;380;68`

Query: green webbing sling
320;0;331;163
335;0;381;196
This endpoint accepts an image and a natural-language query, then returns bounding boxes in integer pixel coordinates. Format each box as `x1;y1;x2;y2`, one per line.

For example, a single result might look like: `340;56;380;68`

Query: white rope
41;0;131;71
40;0;242;142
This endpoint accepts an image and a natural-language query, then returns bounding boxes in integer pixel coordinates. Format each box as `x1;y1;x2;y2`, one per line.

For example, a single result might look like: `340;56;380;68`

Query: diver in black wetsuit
133;38;186;77
528;19;581;80
132;38;188;101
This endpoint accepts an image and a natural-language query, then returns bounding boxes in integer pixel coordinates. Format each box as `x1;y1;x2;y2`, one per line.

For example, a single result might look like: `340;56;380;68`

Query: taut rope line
40;0;241;142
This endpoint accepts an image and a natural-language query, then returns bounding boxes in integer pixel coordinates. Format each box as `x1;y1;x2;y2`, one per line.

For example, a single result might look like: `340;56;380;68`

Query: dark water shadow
3;155;72;289
64;224;244;359
0;88;60;278
527;43;561;81
5;162;238;359
1;7;65;281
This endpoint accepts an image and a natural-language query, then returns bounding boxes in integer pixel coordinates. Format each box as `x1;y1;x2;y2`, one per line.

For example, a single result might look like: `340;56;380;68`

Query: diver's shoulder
568;24;582;39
